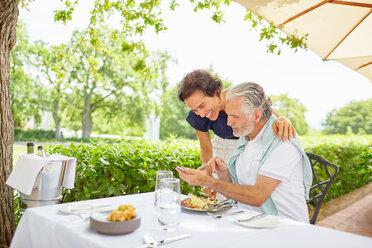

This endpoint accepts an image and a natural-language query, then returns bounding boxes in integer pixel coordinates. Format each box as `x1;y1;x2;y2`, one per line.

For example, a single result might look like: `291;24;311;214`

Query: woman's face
185;90;220;121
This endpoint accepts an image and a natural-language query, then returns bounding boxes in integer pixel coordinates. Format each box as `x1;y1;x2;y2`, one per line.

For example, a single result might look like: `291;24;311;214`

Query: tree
160;84;196;139
0;1;18;246
271;94;308;135
323;99;372;134
30;41;70;139
62;28;169;139
10;21;41;127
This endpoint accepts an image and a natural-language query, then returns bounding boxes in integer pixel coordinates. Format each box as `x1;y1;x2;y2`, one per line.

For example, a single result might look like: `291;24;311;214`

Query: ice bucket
20;160;68;208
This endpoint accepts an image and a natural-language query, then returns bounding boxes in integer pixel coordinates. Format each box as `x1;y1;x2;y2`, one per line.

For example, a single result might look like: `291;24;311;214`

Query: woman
177;69;296;165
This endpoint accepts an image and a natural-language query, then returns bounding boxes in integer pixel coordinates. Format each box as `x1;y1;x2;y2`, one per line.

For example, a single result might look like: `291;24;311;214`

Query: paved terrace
316;183;372;238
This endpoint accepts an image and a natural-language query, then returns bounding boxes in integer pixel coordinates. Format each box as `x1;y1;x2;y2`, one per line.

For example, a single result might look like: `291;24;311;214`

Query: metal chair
306;153;339;224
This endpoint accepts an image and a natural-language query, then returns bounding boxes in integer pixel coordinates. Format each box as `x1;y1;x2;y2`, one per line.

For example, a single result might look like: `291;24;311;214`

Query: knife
157;233;191;245
136;233;191;248
237;213;268;223
143;233;157;247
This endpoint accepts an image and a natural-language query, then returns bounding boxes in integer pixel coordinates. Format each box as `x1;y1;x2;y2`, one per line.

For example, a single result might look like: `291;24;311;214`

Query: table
11;192;372;248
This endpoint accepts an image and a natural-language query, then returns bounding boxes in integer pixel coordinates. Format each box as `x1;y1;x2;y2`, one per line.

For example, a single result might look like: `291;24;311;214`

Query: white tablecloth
11;192;372;248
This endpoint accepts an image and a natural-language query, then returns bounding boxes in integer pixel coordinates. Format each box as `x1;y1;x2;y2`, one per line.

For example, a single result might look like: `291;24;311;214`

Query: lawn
13;145;26;166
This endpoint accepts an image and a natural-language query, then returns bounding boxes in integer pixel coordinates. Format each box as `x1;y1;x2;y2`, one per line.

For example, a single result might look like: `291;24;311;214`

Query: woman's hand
202;186;217;200
272;116;297;141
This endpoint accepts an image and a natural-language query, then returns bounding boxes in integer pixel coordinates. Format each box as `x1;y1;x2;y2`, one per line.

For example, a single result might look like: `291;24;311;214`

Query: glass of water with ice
157;178;181;231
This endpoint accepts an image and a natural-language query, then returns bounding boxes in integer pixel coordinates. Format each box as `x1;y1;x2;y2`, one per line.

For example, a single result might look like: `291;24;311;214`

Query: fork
206;205;232;215
73;214;91;223
208;199;231;208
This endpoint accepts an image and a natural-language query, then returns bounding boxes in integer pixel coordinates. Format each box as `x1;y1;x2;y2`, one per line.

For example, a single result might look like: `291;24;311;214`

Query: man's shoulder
273;141;302;157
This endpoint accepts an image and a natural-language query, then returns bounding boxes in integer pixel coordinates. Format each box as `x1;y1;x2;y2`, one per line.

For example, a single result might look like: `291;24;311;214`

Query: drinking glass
157;178;181;231
154;171;173;210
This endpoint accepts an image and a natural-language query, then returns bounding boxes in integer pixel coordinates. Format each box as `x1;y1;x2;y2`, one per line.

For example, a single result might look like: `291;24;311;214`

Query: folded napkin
6;154;77;195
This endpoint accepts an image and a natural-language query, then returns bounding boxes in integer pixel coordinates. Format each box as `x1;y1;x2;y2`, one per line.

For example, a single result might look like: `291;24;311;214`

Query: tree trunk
0;1;18;247
53;99;61;140
82;94;92;139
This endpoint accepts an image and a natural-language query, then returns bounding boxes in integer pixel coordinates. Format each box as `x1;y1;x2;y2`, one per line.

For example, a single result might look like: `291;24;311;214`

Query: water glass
157;178;181;231
154;171;173;210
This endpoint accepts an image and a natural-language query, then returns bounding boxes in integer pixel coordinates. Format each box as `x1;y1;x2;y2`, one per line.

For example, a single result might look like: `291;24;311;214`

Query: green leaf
113;168;124;182
100;157;109;165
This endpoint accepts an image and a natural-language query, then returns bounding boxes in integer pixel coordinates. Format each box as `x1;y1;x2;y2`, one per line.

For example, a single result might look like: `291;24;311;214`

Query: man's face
226;97;254;137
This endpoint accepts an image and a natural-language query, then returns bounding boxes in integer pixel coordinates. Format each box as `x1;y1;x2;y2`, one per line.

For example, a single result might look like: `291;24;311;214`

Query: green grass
13;145;26;166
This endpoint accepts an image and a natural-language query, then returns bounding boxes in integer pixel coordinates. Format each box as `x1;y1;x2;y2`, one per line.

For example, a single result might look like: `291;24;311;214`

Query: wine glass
154;171;173;210
157;178;181;231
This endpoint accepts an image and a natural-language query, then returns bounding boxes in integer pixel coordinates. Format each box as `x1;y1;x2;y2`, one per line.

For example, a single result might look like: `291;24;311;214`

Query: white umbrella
235;0;372;82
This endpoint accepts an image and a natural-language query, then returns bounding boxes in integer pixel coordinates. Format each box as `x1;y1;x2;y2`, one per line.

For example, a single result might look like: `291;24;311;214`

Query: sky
19;0;372;130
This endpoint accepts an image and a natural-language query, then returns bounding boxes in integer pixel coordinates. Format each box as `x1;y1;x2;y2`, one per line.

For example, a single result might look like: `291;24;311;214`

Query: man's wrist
204;176;217;188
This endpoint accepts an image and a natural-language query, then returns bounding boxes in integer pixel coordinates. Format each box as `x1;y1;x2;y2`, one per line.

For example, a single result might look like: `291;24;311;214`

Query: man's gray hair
226;82;272;121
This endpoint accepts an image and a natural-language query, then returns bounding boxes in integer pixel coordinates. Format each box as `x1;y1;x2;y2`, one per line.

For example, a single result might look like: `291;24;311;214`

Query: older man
177;82;312;223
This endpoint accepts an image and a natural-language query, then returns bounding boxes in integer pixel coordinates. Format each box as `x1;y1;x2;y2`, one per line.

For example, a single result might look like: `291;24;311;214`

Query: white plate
59;203;113;214
235;214;280;228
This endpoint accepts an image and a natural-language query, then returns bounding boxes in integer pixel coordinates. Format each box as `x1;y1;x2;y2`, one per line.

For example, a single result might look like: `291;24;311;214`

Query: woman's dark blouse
186;110;238;139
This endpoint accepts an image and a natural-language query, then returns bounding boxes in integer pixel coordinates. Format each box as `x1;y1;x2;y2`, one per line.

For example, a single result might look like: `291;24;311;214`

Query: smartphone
176;166;187;173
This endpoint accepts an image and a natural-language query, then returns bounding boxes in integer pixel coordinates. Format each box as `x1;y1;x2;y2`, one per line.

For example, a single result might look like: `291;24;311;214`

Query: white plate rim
59;203;95;214
235;214;280;228
90;210;112;223
59;203;113;214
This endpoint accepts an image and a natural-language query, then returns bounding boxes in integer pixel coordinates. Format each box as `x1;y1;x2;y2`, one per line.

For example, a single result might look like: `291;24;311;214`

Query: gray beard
232;116;254;137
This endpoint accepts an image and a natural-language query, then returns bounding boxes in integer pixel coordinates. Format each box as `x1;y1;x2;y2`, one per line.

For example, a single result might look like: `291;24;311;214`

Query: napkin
6;154;77;195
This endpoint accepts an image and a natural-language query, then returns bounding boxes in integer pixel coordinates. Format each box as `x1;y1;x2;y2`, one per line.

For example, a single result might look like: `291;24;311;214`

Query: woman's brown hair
177;70;223;102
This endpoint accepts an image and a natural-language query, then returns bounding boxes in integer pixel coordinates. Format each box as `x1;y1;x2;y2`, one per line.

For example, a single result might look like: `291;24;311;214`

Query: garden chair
306;153;339;224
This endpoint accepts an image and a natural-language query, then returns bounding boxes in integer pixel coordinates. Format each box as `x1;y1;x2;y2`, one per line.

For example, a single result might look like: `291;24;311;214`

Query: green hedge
14;128;124;143
14;128;55;141
45;139;204;203
302;135;372;202
41;136;372;204
43;135;372;204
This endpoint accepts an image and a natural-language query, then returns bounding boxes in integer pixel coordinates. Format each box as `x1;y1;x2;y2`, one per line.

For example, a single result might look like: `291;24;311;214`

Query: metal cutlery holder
20;159;68;209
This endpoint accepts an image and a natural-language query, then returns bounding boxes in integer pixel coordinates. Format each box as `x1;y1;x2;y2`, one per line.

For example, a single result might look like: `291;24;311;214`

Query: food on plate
181;194;216;210
106;204;136;222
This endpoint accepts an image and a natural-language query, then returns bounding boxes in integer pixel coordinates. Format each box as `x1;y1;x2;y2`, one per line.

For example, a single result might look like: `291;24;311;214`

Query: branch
64;94;79;108
91;90;116;111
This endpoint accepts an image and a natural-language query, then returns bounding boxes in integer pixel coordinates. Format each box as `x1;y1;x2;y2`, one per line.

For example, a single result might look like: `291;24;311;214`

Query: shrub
43;135;371;204
13;127;124;143
14;128;55;141
45;138;203;203
303;135;372;202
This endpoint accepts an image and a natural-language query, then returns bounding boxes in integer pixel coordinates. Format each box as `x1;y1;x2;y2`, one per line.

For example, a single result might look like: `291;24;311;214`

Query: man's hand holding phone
176;166;188;173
